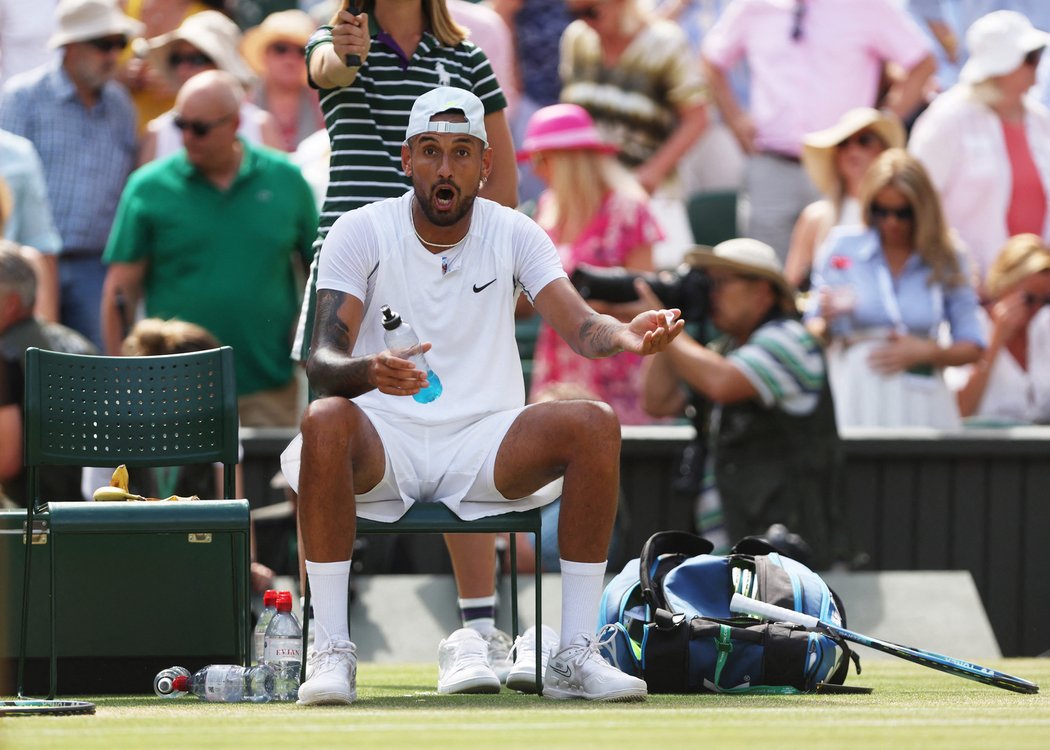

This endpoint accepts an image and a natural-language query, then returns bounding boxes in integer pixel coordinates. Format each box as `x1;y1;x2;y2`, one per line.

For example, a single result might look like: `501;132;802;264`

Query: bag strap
640;531;714;611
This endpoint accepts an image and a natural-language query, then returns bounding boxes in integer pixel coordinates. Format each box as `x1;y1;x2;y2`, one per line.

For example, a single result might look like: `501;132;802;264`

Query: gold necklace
413;224;466;249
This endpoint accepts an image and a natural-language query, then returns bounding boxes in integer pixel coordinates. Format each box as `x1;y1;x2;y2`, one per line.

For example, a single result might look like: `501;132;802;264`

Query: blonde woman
952;234;1050;423
804;149;984;429
520;103;664;425
785;108;904;288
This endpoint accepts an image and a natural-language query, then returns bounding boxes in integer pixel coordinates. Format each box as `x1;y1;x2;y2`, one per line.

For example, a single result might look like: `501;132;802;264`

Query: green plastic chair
302;503;545;694
686;190;739;248
17;347;249;698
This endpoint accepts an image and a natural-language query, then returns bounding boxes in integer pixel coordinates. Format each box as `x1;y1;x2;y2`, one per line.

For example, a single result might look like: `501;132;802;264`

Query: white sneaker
506;625;559;694
297;640;357;705
483;629;513;684
437;628;501;694
543;626;647;702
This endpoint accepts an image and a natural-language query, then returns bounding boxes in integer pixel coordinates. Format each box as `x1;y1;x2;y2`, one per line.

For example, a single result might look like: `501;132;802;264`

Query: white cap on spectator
405;87;488;147
960;10;1050;84
49;0;143;49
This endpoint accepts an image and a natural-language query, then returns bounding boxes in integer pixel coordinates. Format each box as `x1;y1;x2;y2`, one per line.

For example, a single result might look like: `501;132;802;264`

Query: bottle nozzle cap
276;591;294;612
171;675;188;692
380;305;402;330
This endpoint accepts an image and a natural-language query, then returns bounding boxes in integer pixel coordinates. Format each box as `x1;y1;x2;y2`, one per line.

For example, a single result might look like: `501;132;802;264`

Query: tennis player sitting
281;87;684;705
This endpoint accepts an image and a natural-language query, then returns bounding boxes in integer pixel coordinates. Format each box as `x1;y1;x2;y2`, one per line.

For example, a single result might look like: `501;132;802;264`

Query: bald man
101;70;318;427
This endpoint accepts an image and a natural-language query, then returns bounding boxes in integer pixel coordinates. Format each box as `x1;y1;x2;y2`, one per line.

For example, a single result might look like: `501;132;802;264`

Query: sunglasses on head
838;131;882;150
1023;291;1050;307
168;52;214;68
1025;47;1044;67
87;36;128;53
269;41;306;57
870;203;914;221
569;4;602;20
173;111;235;137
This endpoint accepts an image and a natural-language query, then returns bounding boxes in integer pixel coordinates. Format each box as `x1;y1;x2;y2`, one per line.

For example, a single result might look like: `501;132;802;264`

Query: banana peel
93;485;201;502
109;465;130;493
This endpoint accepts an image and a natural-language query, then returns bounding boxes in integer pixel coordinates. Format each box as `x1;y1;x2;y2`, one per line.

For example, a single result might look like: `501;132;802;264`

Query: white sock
305;559;352;652
558;558;607;649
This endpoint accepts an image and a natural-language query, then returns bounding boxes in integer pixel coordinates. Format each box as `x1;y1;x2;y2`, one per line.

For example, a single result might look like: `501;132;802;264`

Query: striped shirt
292;24;508;360
0;62;137;253
726;317;826;417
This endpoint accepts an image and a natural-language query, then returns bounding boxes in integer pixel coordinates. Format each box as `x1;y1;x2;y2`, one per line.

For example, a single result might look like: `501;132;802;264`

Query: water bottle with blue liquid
380;305;442;403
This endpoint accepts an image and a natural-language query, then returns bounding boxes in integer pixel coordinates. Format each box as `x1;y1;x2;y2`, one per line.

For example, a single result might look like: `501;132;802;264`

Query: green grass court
3;658;1048;749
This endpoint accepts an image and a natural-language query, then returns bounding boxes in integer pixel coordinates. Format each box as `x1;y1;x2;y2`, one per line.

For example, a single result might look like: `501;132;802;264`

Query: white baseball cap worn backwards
405;87;488;147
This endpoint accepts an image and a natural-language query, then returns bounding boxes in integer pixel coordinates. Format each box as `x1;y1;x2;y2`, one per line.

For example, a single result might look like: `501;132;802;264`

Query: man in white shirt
282;87;683;706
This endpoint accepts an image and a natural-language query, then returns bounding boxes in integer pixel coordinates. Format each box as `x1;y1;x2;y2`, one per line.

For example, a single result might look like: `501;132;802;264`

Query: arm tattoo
307;289;375;398
577;313;622;358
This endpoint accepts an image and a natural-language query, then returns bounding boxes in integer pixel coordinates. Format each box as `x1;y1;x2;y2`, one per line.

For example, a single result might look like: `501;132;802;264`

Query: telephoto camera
570;262;711;325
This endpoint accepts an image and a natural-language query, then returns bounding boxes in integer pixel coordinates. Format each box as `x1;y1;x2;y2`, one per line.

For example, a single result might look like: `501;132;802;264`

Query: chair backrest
686;190;738;248
23;347;239;509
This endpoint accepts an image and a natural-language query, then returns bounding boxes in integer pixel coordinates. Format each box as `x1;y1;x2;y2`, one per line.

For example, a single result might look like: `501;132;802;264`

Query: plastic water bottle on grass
380;305;442;403
254;589;279;665
263;591;303;701
153;664;276;702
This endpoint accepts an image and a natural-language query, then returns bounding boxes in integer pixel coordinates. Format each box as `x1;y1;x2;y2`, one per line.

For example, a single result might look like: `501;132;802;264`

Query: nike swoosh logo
548;662;571;678
473;279;497;293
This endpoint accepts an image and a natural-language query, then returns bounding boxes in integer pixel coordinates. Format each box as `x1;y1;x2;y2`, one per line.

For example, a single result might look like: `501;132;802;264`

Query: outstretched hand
619;307;685;355
370;343;431;396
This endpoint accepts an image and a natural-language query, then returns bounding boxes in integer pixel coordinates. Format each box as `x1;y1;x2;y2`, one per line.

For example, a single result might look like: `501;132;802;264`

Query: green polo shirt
104;140;318;395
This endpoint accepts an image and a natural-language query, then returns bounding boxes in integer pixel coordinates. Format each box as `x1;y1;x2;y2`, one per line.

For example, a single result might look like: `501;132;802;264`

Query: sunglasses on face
87;36;128;53
173;111;235;137
569;4;602;20
837;131;882;150
1025;48;1044;67
870;203;915;222
168;52;214;68
269;41;306;57
1023;291;1050;307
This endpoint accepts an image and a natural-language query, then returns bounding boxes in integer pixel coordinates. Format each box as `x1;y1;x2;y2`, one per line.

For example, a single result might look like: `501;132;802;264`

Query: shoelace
485;630;513;662
563;624;624;671
309;642;356;671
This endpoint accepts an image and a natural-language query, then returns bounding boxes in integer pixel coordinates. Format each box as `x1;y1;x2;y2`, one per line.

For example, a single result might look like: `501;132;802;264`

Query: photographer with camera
638;239;849;569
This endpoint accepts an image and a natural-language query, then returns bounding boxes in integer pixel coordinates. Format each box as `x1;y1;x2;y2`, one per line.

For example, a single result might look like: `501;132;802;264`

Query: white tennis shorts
280;405;561;521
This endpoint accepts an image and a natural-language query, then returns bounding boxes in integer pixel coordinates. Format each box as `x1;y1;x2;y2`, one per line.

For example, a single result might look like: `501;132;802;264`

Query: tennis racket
730;593;1039;694
0;699;96;716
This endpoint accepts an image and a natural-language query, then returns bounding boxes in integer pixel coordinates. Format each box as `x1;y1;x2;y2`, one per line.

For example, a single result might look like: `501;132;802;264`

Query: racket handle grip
730;593;821;629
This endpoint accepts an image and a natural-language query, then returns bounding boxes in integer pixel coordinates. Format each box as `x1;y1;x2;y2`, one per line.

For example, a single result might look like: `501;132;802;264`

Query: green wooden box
1;501;250;695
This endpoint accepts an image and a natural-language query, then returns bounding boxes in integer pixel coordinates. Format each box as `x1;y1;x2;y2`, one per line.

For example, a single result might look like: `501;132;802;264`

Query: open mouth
434;185;457;211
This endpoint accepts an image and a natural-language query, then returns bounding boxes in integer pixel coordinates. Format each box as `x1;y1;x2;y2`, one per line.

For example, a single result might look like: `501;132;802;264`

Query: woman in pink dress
519;103;664;424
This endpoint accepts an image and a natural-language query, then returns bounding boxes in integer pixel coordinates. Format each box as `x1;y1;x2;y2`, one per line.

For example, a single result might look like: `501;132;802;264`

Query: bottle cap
276;591;294;612
263;590;278;608
171;674;189;692
380;305;402;330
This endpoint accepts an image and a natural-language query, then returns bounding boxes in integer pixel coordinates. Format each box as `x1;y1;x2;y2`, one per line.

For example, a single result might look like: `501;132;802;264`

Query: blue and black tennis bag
598;531;860;694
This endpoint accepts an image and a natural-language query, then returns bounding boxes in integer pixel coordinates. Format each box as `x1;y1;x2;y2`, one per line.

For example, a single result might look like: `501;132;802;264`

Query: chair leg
534;528;542;696
16;505;35;698
509;532;519;640
48;524;57;699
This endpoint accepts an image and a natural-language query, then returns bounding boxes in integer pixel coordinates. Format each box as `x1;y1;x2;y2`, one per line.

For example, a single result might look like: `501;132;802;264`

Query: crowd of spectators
2;0;1050;568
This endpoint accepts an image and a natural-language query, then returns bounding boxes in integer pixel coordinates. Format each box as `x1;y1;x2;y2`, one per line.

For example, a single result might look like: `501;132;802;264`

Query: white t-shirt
317;191;566;425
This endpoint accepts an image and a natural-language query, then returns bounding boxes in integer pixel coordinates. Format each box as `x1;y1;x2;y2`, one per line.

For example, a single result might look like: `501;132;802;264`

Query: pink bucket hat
517;103;618;162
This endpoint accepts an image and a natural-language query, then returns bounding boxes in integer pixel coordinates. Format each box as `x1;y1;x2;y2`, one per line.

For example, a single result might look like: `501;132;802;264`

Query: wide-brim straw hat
960;10;1050;84
801;108;905;197
148;10;255;87
49;0;144;49
241;10;315;75
985;234;1050;299
685;239;797;313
